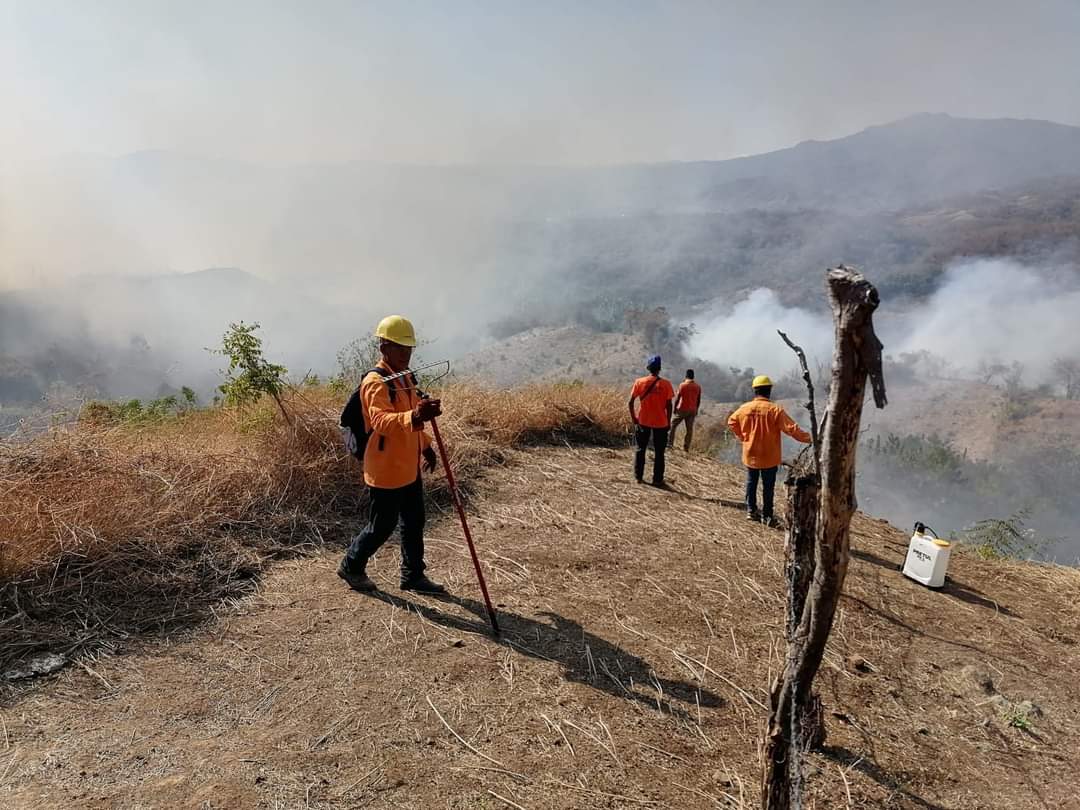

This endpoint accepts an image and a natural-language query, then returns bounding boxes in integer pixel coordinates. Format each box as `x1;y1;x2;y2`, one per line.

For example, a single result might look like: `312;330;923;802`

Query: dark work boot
761;515;782;529
337;562;377;592
747;511;761;522
400;575;446;594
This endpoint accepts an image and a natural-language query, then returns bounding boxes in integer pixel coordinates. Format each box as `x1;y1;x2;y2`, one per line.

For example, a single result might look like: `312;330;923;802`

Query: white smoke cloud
687;258;1080;384
897;259;1080;380
686;288;833;376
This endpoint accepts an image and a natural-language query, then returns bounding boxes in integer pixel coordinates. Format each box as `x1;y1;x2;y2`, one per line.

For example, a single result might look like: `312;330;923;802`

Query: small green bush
81;390;197;425
211;322;288;412
959;508;1049;560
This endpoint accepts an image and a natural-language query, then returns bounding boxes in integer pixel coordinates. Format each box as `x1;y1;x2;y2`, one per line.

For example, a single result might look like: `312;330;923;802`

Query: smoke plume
688;258;1080;386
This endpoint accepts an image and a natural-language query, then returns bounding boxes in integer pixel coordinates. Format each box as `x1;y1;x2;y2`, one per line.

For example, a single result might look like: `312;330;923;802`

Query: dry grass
443;382;630;448
0;383;628;681
2;397;1079;807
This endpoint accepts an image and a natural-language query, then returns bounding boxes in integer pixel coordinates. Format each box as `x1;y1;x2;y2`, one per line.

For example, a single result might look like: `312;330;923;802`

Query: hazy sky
4;0;1080;167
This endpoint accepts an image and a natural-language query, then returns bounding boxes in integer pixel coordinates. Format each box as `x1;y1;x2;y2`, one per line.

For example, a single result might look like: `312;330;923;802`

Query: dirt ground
2;446;1079;809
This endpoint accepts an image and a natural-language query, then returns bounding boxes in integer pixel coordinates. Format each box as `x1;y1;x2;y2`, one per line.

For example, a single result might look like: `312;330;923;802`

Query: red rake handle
429;417;500;634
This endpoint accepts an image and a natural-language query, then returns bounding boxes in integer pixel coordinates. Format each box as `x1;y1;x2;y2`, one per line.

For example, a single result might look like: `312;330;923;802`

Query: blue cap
646;355;662;371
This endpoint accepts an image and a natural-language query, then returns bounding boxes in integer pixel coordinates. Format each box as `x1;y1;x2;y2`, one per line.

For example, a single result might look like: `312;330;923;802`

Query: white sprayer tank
902;523;952;588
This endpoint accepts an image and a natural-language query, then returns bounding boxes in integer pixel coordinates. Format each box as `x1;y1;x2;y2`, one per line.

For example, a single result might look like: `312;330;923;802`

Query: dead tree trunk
763;342;824;809
780;452;825;763
784;459;819;641
763;266;887;810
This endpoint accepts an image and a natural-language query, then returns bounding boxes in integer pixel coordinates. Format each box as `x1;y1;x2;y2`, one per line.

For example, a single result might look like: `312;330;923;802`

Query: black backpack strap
410;372;428;400
365;367;396;402
640;375;662;401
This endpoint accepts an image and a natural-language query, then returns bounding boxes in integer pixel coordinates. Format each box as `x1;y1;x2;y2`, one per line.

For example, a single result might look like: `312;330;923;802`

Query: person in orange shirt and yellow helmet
727;375;811;527
337;315;446;593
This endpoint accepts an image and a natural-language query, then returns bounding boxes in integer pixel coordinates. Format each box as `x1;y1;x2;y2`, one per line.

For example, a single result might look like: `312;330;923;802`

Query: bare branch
777;330;821;479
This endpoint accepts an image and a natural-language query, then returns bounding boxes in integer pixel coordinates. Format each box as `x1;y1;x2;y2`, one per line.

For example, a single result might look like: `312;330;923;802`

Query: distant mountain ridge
6;113;1080;241
3;112;1080;407
677;112;1080;212
101;113;1080;216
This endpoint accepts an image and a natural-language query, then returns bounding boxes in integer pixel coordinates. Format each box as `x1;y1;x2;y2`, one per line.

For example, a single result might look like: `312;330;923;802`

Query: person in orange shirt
668;369;702;451
727;375;811;527
628;355;675;486
338;315;445;593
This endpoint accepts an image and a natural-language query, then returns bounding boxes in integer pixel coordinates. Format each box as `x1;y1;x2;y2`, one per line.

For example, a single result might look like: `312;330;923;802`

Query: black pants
634;426;669;483
745;466;778;517
342;477;426;582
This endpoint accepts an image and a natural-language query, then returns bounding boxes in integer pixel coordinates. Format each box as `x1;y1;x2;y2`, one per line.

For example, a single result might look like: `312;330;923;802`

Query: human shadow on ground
366;589;725;719
820;746;949;810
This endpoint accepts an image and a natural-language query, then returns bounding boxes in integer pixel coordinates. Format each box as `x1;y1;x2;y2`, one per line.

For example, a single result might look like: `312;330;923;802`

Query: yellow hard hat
374;315;417;347
752;375;773;388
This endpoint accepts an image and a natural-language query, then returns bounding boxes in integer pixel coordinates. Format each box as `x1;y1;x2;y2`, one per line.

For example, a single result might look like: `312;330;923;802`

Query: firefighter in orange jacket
727;375;811;527
628;355;675;486
338;315;445;593
668;368;702;451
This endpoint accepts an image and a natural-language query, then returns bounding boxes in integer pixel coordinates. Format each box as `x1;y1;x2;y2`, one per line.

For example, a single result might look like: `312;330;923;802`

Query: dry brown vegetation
2;383;1079;809
0;383;629;681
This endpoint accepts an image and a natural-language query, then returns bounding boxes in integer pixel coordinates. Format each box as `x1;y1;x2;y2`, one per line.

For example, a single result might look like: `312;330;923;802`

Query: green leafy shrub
211;322;288;413
959;508;1049;560
864;433;968;486
81;390;198;425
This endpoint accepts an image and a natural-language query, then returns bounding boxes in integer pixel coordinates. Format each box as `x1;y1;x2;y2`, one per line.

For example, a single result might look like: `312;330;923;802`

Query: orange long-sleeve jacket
361;361;432;489
727;396;811;469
